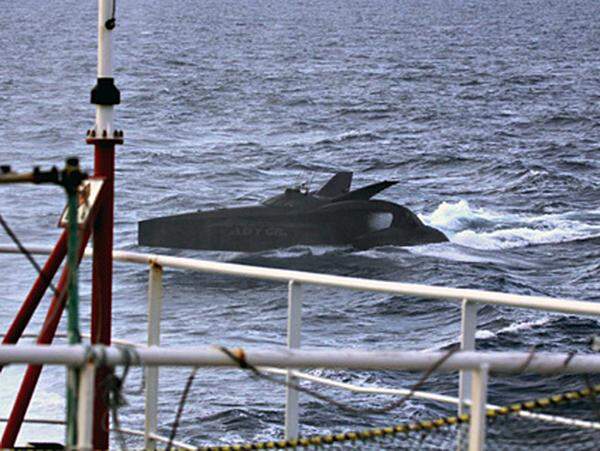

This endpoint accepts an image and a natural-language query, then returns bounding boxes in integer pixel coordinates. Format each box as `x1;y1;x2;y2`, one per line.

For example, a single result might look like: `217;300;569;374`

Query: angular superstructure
138;172;448;252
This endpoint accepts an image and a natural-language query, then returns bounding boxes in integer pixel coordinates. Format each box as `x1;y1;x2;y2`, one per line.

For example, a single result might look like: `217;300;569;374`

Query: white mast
91;0;119;138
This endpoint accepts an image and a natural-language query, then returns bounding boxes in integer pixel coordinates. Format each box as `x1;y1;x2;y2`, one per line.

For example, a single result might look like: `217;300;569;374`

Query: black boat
138;172;448;252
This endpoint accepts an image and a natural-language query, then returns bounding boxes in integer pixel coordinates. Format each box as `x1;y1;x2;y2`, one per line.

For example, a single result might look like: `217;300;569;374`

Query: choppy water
1;0;599;448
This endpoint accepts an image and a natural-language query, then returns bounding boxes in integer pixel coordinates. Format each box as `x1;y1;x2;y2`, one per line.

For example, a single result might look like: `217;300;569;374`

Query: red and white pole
86;0;123;448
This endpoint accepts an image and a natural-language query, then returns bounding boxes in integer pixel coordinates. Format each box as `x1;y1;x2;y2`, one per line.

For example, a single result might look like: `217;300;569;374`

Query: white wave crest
476;317;551;339
453;225;598;250
420;200;507;231
425;317;552;351
420;200;600;251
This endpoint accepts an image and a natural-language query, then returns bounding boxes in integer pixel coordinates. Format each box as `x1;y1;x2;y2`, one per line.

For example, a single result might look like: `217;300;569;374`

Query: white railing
2;245;600;451
2;345;600;450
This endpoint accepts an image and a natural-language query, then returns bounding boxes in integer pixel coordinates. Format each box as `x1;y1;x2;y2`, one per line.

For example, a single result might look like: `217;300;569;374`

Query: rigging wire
162;344;459;449
0;213;59;296
217;343;460;415
105;0;117;30
104;346;138;451
166;367;198;451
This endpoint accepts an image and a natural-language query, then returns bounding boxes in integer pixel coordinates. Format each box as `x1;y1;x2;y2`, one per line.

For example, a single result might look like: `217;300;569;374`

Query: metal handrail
3;345;600;450
1;345;600;374
15;331;596;430
263;367;600;430
2;244;599;451
0;245;596;315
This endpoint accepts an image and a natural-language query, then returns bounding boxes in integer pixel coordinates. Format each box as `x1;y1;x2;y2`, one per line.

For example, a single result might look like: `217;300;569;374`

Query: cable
0;213;59;296
516;344;539;373
105;0;117;30
103;347;138;451
159;345;459;449
166;367;198;451
216;344;460;416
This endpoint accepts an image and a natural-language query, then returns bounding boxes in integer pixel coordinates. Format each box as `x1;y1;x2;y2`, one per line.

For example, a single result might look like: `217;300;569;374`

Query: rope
102;346;139;451
216;344;459;415
166;367;198;451
198;382;600;450
87;344;600;449
516;344;539;373
152;345;458;449
563;351;577;368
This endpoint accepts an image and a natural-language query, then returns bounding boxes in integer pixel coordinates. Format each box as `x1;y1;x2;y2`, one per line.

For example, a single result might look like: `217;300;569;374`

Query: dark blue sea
0;0;599;448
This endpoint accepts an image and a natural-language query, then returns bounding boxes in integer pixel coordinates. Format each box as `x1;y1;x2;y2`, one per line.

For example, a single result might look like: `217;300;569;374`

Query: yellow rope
198;383;600;450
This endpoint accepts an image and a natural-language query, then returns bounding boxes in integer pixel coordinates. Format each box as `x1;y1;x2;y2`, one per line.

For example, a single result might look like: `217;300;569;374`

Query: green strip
65;168;81;448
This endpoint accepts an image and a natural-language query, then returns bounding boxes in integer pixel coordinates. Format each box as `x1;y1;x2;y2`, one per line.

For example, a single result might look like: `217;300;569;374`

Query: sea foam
421;200;600;251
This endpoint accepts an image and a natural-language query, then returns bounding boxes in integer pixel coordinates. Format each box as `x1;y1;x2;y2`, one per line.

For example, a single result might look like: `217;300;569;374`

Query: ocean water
0;0;599;448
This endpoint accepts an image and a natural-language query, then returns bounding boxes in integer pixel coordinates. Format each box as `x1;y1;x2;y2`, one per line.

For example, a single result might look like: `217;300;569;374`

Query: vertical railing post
459;299;477;415
457;299;478;451
145;262;163;450
468;364;489;451
77;362;96;451
285;280;303;440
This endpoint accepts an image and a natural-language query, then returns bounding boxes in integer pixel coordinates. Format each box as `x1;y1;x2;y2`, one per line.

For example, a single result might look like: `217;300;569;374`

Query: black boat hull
138;200;448;252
